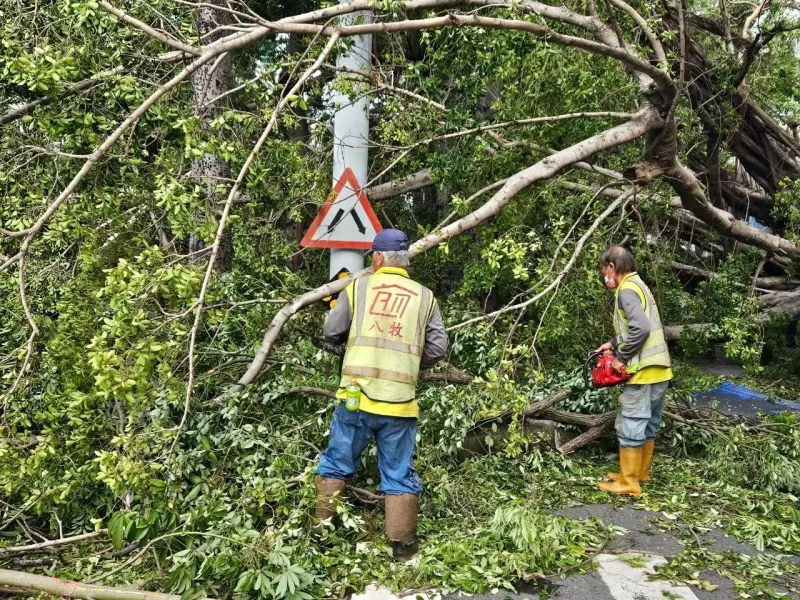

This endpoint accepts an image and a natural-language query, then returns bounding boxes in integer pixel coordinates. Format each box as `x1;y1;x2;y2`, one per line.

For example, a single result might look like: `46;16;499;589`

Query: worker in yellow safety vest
314;229;448;559
595;246;673;497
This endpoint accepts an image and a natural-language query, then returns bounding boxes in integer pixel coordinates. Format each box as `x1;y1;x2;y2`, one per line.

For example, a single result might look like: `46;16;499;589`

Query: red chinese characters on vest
367;283;418;338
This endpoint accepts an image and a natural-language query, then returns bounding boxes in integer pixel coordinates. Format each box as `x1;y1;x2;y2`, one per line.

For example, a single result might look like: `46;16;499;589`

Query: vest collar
617;271;637;288
376;266;409;278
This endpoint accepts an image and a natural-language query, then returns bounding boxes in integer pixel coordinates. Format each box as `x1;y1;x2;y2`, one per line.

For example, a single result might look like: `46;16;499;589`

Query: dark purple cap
366;228;410;255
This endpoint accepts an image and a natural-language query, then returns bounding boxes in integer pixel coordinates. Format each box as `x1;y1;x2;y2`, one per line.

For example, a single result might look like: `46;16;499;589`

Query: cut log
524;419;579;451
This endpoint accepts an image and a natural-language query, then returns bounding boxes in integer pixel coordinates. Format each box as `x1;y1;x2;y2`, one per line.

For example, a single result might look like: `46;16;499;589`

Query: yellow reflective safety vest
340;271;435;403
613;273;671;373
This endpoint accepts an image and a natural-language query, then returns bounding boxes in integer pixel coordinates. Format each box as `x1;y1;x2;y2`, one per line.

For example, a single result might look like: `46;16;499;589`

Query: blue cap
366;229;410;255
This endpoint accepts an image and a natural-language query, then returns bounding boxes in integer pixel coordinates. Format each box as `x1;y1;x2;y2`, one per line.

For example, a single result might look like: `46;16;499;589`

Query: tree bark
0;569;214;600
558;423;611;454
188;0;235;272
368;169;435;201
670;261;800;291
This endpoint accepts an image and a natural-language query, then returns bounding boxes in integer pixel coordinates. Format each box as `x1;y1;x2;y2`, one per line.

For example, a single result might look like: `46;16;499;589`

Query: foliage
1;0;799;597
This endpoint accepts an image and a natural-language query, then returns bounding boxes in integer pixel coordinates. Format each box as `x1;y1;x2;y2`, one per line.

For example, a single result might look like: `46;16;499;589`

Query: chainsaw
583;350;631;389
313;338;345;378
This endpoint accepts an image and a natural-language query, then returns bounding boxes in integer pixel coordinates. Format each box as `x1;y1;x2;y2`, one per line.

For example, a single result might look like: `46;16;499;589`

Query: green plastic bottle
345;379;360;411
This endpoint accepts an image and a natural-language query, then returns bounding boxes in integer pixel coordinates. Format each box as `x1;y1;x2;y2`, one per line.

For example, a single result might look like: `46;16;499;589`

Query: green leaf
108;512;125;550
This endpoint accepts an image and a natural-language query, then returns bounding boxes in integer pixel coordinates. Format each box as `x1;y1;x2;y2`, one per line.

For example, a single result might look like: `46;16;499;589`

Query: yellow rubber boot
607;440;655;483
598;446;642;496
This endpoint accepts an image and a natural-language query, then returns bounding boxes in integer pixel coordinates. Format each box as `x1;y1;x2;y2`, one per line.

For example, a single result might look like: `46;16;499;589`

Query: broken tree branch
558;423;611;454
368;169;434;201
523;387;571;417
665;160;800;258
278;387;336;399
99;1;202;56
671;261;800;290
0;530;107;555
0;568;214;600
0;67;126;127
224;110;662;396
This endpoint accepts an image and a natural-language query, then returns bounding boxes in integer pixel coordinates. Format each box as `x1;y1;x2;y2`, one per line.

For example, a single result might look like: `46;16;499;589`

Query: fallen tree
2;0;800;594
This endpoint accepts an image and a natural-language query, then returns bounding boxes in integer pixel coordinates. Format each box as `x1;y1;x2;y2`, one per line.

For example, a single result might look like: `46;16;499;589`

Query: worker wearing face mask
595;246;672;496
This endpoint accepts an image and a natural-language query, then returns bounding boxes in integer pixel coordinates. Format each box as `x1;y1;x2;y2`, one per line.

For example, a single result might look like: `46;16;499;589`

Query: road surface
351;504;798;600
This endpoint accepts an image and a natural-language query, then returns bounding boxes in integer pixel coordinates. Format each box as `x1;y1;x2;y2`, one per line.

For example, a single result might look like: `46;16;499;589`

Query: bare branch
607;0;667;62
330;15;671;85
671;261;799;290
0;67;125;127
559;423;611;454
389;112;634;157
368;169;434;200
167;0;262;23
98;1;203;56
717;0;736;56
375;83;446;111
0;568;214;600
743;0;768;37
278;387;337;399
0;530;107;556
487;131;624;180
666;160;800;258
523;387;571;417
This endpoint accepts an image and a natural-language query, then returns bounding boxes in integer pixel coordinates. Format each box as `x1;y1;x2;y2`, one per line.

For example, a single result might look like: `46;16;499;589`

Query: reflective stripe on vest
613;273;671;373
340;272;434;402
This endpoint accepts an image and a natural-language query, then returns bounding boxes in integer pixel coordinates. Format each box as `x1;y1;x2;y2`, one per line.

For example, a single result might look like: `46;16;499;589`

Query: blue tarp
693;381;800;418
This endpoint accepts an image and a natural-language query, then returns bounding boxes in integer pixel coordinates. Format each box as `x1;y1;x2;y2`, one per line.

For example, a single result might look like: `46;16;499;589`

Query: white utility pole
329;1;373;278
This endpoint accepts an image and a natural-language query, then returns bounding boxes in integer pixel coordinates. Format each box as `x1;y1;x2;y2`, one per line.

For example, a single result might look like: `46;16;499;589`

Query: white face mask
604;274;617;289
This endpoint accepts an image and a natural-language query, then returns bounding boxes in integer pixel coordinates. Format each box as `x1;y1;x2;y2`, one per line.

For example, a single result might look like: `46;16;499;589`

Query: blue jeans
616;381;669;447
317;403;422;496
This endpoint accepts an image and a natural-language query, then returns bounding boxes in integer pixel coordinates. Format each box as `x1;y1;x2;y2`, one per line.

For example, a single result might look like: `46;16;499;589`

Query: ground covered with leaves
2;357;799;600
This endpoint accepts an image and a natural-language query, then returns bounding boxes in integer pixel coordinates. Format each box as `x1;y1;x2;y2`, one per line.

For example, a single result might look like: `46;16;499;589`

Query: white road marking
349;553;703;600
595;553;700;600
350;584;439;600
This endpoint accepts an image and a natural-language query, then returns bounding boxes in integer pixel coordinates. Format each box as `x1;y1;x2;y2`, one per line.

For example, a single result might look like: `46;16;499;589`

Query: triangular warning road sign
301;168;383;249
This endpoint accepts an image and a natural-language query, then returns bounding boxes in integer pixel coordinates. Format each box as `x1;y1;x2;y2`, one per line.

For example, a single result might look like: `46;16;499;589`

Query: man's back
324;266;447;417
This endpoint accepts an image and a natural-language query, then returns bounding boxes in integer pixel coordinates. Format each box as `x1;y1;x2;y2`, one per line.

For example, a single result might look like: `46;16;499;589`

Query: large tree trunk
188;0;235;272
664;9;800;232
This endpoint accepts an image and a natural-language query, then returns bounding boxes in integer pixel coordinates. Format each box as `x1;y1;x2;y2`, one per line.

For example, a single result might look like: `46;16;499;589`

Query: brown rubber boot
607;440;655;483
598;446;642;496
385;494;419;560
314;476;346;523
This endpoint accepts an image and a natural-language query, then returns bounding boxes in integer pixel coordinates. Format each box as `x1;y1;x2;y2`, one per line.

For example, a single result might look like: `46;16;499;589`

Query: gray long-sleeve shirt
323;283;448;369
610;289;651;362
